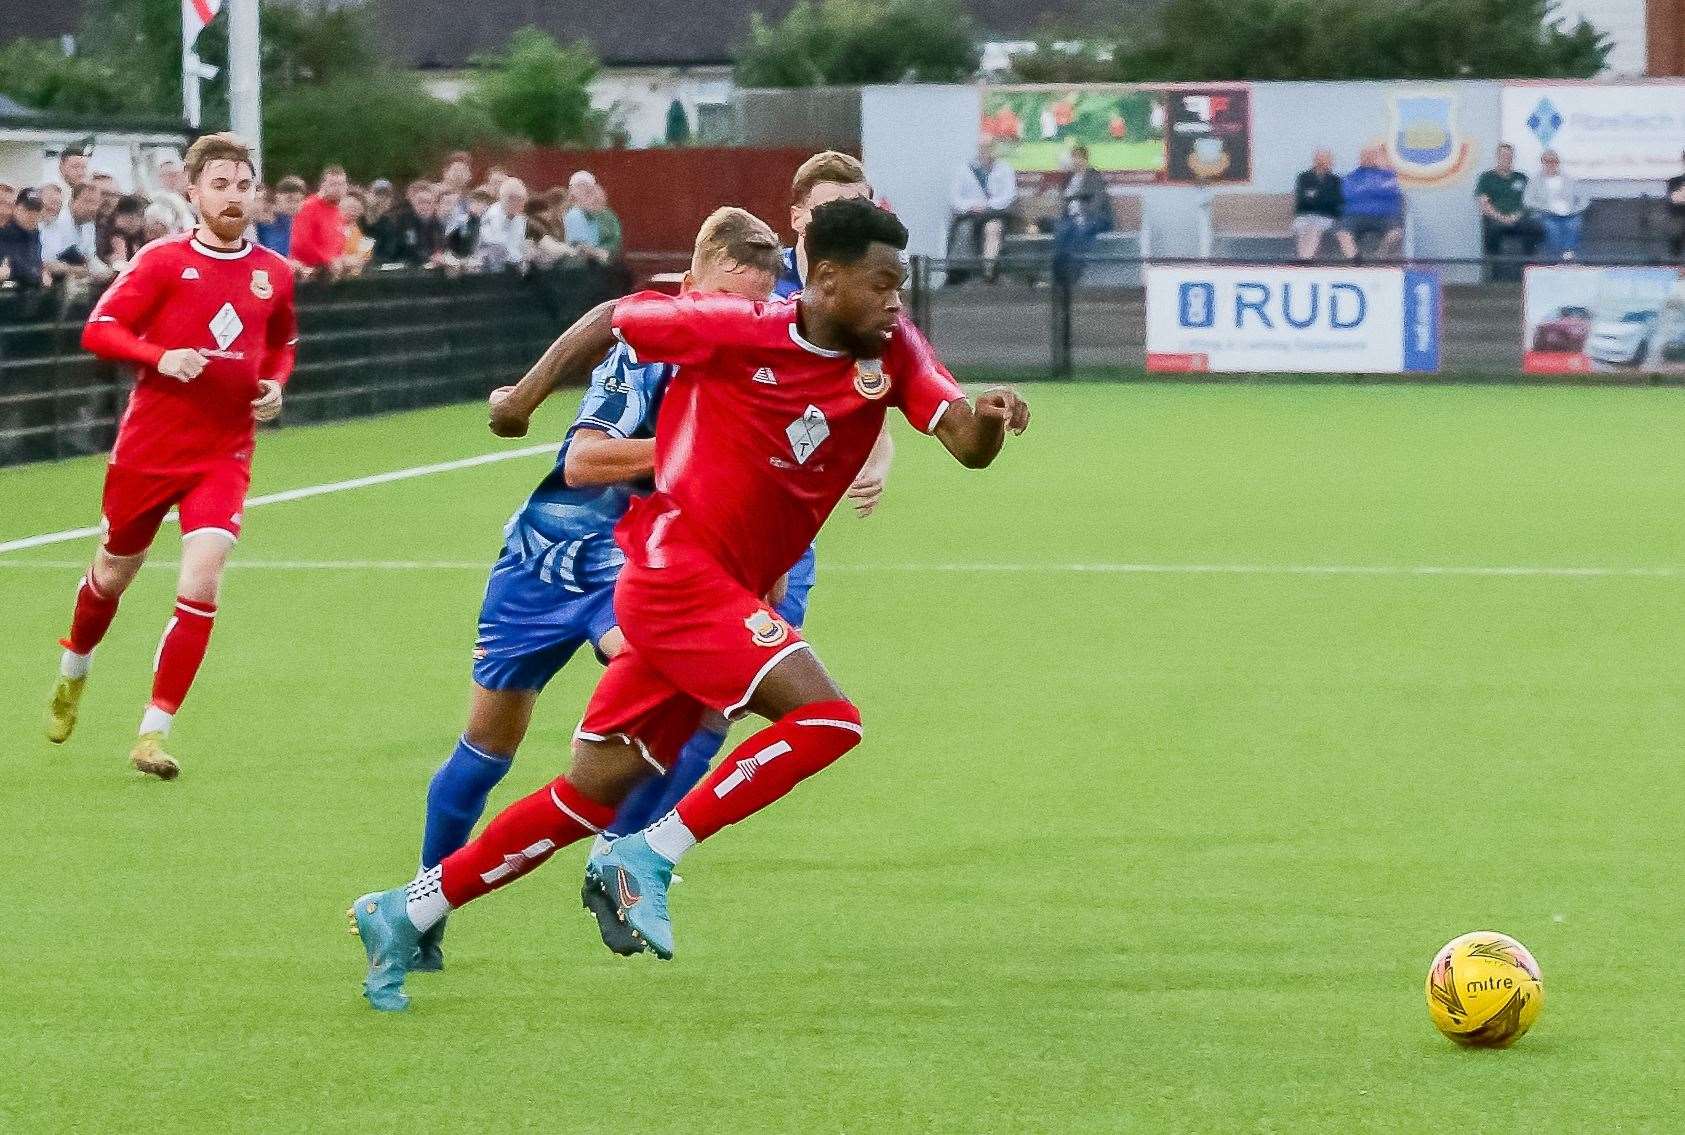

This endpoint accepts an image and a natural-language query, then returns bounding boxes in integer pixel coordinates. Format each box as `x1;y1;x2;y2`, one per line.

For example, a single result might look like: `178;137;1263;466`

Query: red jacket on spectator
290;194;343;268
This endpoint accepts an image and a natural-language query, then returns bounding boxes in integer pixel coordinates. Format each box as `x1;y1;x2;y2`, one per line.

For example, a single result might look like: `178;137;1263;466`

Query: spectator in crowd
39;183;82;263
1667;150;1685;259
338;188;375;275
562;171;623;264
49;141;91;196
1293;148;1344;260
440;152;474;234
1476;143;1541;266
290;165;351;273
364;178;398;257
1524;149;1589;260
376;180;447;268
99;194;147;270
448;187;492;261
476;177;529;271
0;189;47;288
45;182;109;280
149;156;197;232
38;183;66;240
949;138;1017;282
0;183;14;230
1335;146;1404;260
141;202;172;244
484;166;509;196
92;173;121;221
260;175;307;257
1051;144;1111;286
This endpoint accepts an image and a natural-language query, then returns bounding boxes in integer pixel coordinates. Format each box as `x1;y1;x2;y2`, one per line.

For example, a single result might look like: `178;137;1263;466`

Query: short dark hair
805;197;907;268
114;194;146;217
276;175;308;195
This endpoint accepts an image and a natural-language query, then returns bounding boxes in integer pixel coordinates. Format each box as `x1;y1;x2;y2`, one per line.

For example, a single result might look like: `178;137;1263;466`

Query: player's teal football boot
585;833;675;960
348;888;421;1011
411;917;446;973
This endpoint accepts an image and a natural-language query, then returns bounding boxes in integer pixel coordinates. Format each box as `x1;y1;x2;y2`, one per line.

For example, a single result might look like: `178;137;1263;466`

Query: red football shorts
100;459;252;557
578;537;809;769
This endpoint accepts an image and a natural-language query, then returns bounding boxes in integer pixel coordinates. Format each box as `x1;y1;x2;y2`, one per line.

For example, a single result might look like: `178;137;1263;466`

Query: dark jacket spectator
1293;150;1344;260
1475;143;1541;267
448;189;492;260
98;195;148;270
1051;146;1111;286
0;190;47;288
377;182;447;267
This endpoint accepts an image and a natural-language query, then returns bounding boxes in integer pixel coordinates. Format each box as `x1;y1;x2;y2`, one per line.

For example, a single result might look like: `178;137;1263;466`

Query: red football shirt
84;233;298;473
288;194;343;268
611;291;965;594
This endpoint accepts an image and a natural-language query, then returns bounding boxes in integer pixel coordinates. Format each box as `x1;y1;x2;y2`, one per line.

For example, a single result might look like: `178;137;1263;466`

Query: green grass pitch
3;383;1684;1132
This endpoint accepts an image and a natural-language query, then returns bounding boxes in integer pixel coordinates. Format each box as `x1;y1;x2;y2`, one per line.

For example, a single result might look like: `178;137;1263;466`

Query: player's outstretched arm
933;387;1030;469
490;299;619;438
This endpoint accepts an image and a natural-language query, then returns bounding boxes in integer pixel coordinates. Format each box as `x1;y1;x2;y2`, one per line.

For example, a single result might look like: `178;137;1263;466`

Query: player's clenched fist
488;386;530;438
251;379;284;422
976;387;1030;435
158;348;209;382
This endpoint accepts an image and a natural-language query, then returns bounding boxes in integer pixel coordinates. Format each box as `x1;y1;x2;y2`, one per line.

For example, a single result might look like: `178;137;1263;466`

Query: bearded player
350;198;1029;1010
44;132;296;779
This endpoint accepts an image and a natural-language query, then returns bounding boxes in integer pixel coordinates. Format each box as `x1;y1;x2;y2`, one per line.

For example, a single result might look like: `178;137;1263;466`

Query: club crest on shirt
854;359;890;400
744;609;789;648
249;268;273;300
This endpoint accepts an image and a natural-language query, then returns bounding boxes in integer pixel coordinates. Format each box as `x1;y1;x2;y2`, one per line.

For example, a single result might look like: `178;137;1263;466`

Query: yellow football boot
46;675;87;744
130;731;181;780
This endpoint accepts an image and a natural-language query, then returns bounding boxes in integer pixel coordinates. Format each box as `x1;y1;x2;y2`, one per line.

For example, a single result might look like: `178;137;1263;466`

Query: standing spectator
289;165;351;273
1666;150;1685;260
38;183;67;245
447;187;492;263
1525;149;1589;260
484;166;510;196
40;183;83;263
1293;148;1344;260
92;172;121;231
476;177;529;270
364;178;398;257
149;156;197;233
1051;144;1112;286
0;189;47;288
257;175;306;257
1475;143;1541;267
562;171;623;264
1335;147;1405;260
99;194;147;271
439;152;473;235
49;141;92;196
377;180;446;268
338;188;375;275
949;139;1017;282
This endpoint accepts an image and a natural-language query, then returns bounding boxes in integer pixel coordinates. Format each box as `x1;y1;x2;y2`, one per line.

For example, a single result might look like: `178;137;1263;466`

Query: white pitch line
0;559;1680;580
0;443;557;555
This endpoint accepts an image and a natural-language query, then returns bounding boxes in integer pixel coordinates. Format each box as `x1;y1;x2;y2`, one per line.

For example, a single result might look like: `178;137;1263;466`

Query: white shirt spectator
951;154;1017;215
1525;173;1588;218
476;202;528;269
39;207;83;262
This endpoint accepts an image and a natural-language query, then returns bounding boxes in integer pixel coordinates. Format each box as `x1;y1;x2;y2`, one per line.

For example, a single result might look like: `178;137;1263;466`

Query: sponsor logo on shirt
785;404;830;465
249;269;273;300
209;302;244;351
854;359;890;400
744;609;790;648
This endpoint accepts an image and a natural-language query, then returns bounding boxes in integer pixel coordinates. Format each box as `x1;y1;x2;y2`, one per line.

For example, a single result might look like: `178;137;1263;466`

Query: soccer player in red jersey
350;198;1029;1010
45;132;298;779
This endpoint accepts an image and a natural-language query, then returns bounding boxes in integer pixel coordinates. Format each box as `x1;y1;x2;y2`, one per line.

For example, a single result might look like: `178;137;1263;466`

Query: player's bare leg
587;648;860;959
48;547;147;744
130;531;231;779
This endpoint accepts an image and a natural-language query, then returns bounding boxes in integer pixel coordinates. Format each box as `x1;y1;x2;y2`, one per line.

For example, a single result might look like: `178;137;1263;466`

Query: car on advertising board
1529;305;1593;354
1585;309;1658;367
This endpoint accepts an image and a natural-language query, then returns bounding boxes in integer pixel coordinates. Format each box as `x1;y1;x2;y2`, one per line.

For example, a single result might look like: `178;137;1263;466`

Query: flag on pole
183;0;224;48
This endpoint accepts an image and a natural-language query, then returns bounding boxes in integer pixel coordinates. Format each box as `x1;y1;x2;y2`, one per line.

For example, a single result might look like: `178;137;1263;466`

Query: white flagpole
228;0;262;177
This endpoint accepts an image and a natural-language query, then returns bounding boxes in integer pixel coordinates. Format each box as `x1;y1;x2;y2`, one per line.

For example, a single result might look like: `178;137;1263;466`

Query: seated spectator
376;180;447;268
1525;149;1589;260
476;177;529;271
338;188;375;275
1051;144;1111;287
484;166;509;196
0;190;47;288
149;156;197;233
1293;148;1344;260
141;202;172;245
1335;147;1404;260
562;171;623;264
98;194;147;270
949;139;1017;282
290;165;351;274
448;187;492;262
1476;143;1541;266
37;183;68;251
1667;150;1685;260
439;152;474;235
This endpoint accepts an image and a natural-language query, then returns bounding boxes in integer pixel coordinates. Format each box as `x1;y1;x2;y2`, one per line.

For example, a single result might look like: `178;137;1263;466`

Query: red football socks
674;699;863;843
149;597;216;715
61;573;121;656
438;776;615;907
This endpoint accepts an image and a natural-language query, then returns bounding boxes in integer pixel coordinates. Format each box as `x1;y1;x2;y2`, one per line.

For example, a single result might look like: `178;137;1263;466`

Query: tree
264;72;500;184
0;39;140;116
665;99;693;146
1083;0;1610;81
735;0;980;87
468;27;604;147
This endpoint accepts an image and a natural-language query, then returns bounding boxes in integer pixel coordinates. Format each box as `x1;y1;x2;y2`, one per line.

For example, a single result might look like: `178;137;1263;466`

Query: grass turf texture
3;383;1684;1132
